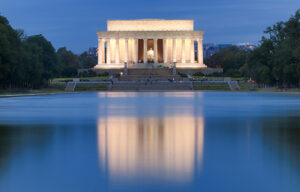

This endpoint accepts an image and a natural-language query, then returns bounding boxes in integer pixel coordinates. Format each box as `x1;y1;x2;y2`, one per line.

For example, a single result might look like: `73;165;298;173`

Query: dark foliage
79;52;97;69
1;10;299;89
246;9;300;87
0;15;21;88
205;46;248;77
57;47;80;77
205;10;300;87
0;14;59;88
0;14;90;88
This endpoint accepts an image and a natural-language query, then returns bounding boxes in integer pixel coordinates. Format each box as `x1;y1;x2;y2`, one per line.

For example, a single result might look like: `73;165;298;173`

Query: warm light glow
94;64;124;69
147;48;154;61
98;92;138;98
176;63;207;68
110;39;116;63
96;19;206;67
97;115;204;183
163;92;203;98
107;20;194;31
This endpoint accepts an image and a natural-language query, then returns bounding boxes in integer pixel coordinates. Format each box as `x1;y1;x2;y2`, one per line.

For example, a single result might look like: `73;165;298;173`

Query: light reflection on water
0;92;299;192
96;92;204;184
97;116;204;183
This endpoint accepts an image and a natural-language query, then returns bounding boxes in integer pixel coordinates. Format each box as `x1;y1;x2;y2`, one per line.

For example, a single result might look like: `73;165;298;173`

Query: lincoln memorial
94;19;207;69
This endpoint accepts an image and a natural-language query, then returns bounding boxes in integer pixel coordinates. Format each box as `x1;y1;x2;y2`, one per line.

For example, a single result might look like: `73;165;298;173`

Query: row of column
98;38;203;65
98;38;137;64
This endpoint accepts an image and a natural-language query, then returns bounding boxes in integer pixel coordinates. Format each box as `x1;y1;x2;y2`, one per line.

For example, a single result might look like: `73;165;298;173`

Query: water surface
0;92;299;192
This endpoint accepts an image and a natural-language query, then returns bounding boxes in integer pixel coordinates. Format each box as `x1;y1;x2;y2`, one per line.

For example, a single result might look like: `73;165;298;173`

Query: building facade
94;19;207;69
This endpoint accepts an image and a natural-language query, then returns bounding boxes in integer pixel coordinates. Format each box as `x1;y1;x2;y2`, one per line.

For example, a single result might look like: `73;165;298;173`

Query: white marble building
94;19;207;69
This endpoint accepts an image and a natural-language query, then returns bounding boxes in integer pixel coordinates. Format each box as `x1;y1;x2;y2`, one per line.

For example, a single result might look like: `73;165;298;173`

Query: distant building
236;43;256;51
202;43;256;59
203;45;221;59
218;44;232;49
88;47;98;57
203;44;232;59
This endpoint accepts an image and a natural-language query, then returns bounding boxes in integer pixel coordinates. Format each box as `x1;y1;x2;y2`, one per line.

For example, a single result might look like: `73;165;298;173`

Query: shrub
177;72;187;78
193;71;205;76
207;72;224;77
98;72;109;77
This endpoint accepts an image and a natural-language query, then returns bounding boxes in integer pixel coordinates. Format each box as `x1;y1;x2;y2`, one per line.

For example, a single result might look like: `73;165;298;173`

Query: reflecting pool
0;92;299;192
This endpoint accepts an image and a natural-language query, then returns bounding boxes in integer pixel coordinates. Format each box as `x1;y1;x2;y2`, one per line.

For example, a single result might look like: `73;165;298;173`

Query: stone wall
107;19;194;32
177;68;223;75
79;68;222;76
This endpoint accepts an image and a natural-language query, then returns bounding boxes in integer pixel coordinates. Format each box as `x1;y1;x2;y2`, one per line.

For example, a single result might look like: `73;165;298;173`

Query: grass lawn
231;77;245;81
80;76;110;81
52;78;74;82
0;82;67;96
52;76;109;83
75;83;109;91
193;76;217;80
0;82;110;96
193;76;245;81
193;82;230;91
238;82;258;91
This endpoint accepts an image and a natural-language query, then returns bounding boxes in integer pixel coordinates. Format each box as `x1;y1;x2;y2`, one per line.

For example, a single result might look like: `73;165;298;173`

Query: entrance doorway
137;39;164;64
147;39;154;63
138;39;144;63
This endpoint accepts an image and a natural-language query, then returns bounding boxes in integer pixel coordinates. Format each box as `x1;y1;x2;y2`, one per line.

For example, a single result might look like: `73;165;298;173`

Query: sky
0;0;299;53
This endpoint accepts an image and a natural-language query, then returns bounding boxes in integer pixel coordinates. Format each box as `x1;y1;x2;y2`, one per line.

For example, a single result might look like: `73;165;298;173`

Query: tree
20;35;59;88
246;9;300;87
205;46;248;77
0;13;84;89
57;47;80;77
0;14;61;89
0;15;21;88
79;51;97;69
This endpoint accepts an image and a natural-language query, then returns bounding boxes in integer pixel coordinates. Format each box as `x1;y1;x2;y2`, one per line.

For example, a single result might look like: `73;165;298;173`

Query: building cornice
96;31;204;39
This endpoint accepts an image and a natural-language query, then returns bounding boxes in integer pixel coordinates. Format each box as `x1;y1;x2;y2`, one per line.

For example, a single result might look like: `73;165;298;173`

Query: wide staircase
120;68;181;81
128;68;172;75
227;81;240;91
111;82;192;91
65;82;76;91
120;75;182;81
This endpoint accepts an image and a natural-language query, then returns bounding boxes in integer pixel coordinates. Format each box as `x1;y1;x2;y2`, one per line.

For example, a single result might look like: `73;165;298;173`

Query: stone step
65;82;76;91
128;68;172;75
228;81;240;91
111;82;192;91
119;75;182;81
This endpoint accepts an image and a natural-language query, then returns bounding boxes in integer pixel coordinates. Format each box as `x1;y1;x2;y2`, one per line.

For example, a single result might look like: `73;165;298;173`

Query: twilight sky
1;0;299;53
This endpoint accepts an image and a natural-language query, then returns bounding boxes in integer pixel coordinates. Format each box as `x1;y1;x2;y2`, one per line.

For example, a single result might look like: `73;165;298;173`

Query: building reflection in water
97;92;204;183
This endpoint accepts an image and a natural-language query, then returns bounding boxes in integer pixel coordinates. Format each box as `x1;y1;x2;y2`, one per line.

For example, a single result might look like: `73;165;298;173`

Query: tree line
205;9;300;88
0;14;96;89
1;10;299;89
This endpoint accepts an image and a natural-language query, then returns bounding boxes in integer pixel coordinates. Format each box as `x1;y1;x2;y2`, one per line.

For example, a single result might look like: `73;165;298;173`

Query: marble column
181;38;186;64
134;39;138;63
163;39;167;63
98;38;103;64
115;39;120;64
197;39;203;64
125;39;129;63
190;39;194;64
154;38;158;63
143;39;147;63
172;38;176;62
106;39;111;64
